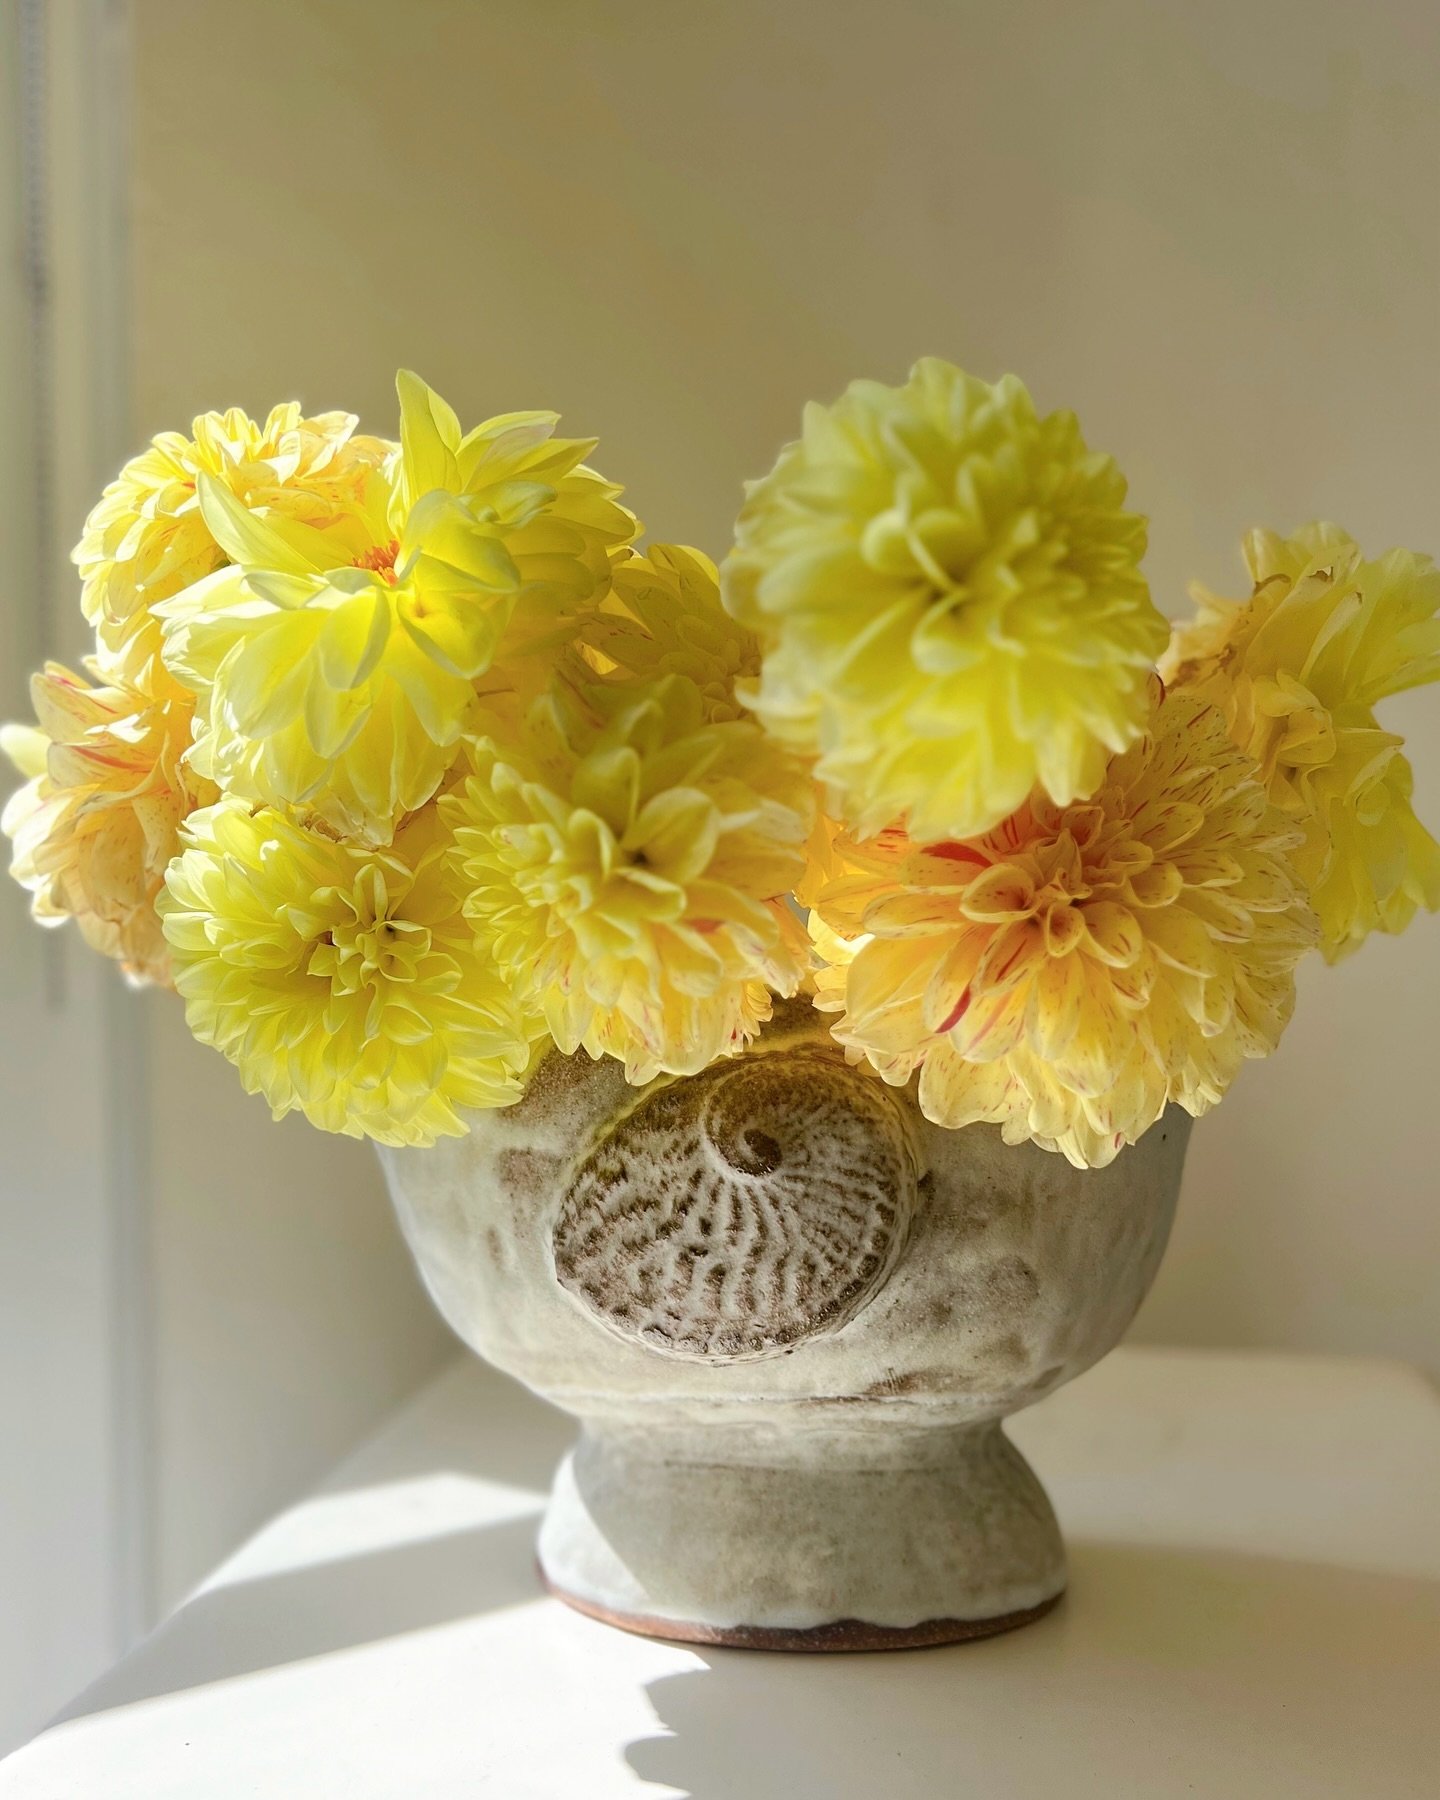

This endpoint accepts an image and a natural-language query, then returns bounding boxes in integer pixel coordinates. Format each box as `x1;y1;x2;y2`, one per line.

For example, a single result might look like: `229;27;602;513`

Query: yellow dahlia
1164;523;1440;960
75;405;390;684
157;799;535;1145
2;658;214;985
591;544;761;721
441;669;814;1083
810;685;1317;1168
159;372;637;844
723;357;1168;842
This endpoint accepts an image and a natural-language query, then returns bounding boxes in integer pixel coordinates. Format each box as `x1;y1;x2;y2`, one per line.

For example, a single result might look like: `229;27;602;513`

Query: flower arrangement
6;360;1438;1166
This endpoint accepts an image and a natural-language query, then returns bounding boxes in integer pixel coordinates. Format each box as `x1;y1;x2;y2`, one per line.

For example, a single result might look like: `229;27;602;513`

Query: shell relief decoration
551;1046;921;1362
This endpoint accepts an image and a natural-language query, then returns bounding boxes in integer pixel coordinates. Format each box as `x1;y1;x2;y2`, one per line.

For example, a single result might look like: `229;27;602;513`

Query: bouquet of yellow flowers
7;360;1438;1166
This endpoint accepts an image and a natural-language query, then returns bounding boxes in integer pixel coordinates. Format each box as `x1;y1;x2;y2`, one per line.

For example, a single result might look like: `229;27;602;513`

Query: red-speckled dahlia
809;685;1317;1167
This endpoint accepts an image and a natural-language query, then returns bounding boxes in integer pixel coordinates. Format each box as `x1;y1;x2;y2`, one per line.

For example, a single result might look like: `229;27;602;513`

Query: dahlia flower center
506;818;681;957
353;538;400;585
861;501;984;593
307;878;432;994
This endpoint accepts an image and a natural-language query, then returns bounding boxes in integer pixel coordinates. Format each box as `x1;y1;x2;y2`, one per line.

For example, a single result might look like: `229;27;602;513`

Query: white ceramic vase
378;1004;1189;1651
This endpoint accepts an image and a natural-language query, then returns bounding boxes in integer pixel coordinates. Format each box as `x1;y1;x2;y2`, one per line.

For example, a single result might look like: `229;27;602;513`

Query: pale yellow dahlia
441;670;814;1083
1163;523;1440;961
160;372;637;844
591;544;761;721
75;405;390;683
723;358;1168;841
810;685;1317;1168
157;799;535;1145
2;659;214;985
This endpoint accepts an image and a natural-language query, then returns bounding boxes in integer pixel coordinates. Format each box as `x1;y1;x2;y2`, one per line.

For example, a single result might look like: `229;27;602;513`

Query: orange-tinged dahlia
2;659;214;985
1164;523;1440;960
441;668;814;1083
810;685;1317;1167
157;799;536;1145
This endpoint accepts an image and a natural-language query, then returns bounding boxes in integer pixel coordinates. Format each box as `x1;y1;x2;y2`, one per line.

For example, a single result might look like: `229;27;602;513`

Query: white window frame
0;0;151;1751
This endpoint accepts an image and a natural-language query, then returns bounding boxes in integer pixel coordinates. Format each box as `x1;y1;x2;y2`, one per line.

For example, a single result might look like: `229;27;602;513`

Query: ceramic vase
378;1004;1189;1651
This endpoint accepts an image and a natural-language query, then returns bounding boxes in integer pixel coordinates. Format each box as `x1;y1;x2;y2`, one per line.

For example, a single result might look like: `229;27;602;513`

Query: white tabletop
3;1345;1438;1799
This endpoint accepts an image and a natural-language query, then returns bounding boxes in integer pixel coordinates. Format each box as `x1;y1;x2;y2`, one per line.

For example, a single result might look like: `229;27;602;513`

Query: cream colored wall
129;0;1440;1514
141;1003;454;1607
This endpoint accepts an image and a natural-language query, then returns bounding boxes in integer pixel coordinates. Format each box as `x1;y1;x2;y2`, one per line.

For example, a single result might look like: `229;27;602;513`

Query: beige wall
141;1000;453;1607
129;0;1440;1501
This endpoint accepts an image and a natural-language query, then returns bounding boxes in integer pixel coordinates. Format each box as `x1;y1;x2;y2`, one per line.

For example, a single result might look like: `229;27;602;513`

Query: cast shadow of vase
625;1540;1440;1799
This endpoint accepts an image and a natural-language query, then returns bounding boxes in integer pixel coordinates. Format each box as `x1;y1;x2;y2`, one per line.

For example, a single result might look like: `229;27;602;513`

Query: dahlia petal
960;862;1036;920
919;932;987;1034
1126;862;1184;908
945;976;1025;1061
1079;900;1143;968
396;370;461;502
973;919;1046;994
1042;904;1085;958
632;788;719;884
916;1043;1015;1131
317;589;394;693
197;473;335;575
401;490;522;593
861;889;964;936
1145;907;1222;977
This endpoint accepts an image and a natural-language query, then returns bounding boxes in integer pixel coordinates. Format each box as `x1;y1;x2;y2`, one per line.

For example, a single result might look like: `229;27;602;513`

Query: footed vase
378;1007;1189;1650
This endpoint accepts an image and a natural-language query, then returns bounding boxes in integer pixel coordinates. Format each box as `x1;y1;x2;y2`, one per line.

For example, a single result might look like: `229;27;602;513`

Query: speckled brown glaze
378;1011;1190;1645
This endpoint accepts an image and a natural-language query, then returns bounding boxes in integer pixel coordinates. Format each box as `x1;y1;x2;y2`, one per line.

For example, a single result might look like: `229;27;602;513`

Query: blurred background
2;0;1437;1755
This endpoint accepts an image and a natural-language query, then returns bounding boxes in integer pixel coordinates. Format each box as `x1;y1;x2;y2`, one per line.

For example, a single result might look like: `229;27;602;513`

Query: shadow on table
55;1366;585;1720
626;1539;1440;1799
59;1511;546;1720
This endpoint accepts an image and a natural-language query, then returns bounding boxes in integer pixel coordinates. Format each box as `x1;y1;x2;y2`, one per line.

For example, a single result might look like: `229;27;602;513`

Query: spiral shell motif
551;1047;919;1361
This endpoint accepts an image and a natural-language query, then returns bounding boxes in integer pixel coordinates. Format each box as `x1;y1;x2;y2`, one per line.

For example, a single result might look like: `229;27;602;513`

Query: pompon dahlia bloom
591;544;761;721
1163;523;1440;961
2;659;215;985
810;686;1317;1168
723;358;1168;842
75;404;390;683
157;799;536;1145
159;372;637;845
441;669;814;1082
